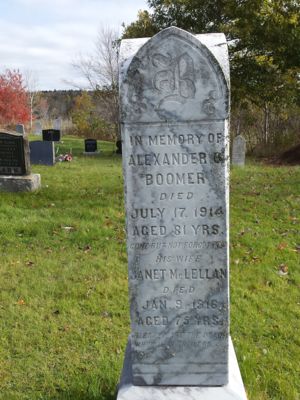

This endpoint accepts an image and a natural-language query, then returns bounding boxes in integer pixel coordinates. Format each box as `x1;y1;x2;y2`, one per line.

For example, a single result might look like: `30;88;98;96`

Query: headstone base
0;174;41;192
82;151;100;156
117;337;247;400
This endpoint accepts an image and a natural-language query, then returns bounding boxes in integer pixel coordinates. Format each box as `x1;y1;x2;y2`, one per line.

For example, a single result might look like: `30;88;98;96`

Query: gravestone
30;141;55;166
232;135;246;166
42;129;61;142
83;138;99;155
34;120;42;135
16;124;25;135
53;117;62;130
116;139;122;155
117;27;247;400
0;131;41;192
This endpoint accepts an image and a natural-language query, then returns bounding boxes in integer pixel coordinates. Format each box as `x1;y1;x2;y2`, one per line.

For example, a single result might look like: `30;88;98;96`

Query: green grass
0;137;299;399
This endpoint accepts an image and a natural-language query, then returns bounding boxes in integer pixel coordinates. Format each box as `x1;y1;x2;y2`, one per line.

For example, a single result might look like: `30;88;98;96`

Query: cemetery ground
0;136;299;400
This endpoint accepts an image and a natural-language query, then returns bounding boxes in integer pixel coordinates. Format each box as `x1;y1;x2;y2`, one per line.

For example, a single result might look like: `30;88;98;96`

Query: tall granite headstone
0;131;41;191
232;135;246;166
117;27;247;400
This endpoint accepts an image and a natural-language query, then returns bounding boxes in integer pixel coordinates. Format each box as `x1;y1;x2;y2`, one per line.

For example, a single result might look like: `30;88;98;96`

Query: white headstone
118;27;246;399
232;135;246;166
53;117;62;130
34;120;42;136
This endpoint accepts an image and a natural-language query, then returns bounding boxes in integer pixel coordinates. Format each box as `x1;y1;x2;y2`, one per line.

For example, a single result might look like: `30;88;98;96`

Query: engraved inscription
0;134;26;175
153;52;196;99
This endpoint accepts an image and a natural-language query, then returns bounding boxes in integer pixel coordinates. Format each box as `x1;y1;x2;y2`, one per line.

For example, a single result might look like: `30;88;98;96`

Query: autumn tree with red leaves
0;70;30;126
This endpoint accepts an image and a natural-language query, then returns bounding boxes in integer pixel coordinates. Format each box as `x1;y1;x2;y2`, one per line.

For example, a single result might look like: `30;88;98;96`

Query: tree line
1;1;299;154
122;0;300;154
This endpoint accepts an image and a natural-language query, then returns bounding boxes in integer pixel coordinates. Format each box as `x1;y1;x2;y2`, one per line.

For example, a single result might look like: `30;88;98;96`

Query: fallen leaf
277;264;288;276
83;245;91;253
277;242;287;250
25;260;34;267
101;311;111;318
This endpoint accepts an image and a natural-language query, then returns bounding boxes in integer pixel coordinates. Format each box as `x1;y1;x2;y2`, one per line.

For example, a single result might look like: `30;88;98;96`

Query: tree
123;0;300;147
73;26;119;91
72;26;120;138
72;91;115;140
24;70;40;132
0;69;30;127
122;10;158;38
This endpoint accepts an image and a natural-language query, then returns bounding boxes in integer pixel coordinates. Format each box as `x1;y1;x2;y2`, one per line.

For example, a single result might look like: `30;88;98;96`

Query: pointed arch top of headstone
120;26;229;123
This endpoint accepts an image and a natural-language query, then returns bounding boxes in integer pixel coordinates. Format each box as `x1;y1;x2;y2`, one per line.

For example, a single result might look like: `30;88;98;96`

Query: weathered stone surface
0;174;41;192
0;131;31;175
117;337;247;400
30;141;55;166
232;136;246;166
34;120;42;135
53;117;62;130
120;27;230;386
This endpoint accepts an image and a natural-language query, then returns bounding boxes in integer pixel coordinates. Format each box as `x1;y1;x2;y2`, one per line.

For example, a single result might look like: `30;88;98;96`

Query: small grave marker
232;135;246;166
16;124;25;135
42;129;61;142
84;139;98;154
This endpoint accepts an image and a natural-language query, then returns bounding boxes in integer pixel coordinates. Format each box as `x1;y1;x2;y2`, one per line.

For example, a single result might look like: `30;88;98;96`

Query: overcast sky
0;0;148;90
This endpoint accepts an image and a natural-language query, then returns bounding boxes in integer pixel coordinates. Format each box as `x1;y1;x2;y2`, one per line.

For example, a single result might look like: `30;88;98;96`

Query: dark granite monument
84;139;98;153
30;141;55;166
0;131;40;192
116;139;122;155
0;131;30;175
42;129;61;142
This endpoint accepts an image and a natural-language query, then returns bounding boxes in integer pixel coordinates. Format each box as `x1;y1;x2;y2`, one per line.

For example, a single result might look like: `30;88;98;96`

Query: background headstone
16;124;25;135
116;139;122;155
42;129;61;142
53;117;62;130
34;120;42;135
30;141;55;166
120;27;230;387
232;135;246;166
84;139;97;153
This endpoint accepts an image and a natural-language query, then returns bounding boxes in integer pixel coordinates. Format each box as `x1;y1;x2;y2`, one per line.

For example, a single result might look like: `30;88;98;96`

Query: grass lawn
0;136;299;400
